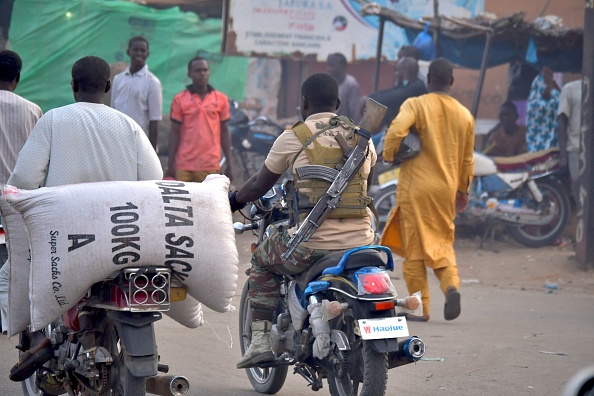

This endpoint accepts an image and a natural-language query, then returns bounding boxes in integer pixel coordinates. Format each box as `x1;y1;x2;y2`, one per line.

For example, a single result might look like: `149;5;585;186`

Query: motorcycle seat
491;148;559;173
296;249;388;291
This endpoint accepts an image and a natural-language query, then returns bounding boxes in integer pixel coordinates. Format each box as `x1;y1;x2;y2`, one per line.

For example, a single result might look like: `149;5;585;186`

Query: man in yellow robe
380;58;474;322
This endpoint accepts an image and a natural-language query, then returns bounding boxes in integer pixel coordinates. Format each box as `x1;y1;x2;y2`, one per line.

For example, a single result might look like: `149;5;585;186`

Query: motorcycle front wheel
506;177;570;247
327;315;389;396
238;281;288;394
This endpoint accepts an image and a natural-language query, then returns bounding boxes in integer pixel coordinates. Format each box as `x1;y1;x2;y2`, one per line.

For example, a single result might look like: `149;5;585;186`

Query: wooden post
221;0;230;53
575;0;594;269
433;0;441;58
373;16;385;93
471;32;493;118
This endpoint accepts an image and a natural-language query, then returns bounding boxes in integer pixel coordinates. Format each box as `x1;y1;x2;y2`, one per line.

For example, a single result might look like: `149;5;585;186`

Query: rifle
282;98;387;262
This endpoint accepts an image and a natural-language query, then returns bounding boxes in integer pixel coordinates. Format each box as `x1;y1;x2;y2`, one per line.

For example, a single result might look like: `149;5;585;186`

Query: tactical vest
287;119;371;220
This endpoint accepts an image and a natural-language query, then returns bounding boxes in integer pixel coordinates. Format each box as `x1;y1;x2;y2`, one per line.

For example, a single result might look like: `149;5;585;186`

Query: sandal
444;287;461;321
9;336;53;382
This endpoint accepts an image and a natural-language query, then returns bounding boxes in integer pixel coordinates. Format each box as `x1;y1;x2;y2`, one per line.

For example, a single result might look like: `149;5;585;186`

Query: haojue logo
363;325;404;334
332;16;347;31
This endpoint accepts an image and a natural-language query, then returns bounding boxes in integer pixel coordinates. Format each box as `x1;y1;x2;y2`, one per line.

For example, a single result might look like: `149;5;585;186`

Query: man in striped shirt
0;50;42;335
0;50;42;185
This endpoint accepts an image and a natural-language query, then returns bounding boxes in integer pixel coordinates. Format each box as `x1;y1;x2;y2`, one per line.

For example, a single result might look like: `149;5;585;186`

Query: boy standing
111;36;162;149
166;57;232;182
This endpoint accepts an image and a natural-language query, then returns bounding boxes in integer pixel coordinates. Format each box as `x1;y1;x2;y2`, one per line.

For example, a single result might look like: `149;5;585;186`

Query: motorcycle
372;149;570;247
19;266;190;396
234;185;426;395
228;100;285;184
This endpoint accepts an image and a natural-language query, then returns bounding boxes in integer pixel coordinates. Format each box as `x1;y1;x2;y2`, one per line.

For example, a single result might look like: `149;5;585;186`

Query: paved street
1;232;593;395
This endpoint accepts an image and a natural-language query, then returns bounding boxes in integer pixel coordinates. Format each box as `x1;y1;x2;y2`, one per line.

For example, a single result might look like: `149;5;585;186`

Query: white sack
0;198;32;337
2;175;238;331
165;294;203;329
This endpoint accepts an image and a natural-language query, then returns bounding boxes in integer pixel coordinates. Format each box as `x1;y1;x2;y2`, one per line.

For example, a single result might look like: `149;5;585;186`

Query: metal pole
470;31;493;118
433;0;441;58
0;0;16;50
221;0;230;53
575;0;594;269
373;16;385;93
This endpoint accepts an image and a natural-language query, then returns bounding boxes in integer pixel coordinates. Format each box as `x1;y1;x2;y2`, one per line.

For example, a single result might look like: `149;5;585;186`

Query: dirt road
1;233;593;395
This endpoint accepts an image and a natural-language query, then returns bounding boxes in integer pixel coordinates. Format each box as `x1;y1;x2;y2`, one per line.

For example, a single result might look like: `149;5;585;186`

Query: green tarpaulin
8;0;249;113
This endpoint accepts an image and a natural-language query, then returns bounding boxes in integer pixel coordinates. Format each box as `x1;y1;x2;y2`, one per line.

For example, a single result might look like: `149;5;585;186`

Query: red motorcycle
19;266;190;396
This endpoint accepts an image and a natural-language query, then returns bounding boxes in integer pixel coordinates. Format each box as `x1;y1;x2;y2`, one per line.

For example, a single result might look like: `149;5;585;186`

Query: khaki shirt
265;112;376;250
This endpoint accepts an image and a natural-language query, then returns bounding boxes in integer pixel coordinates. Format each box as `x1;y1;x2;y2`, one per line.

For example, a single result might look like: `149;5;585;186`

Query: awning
361;4;583;73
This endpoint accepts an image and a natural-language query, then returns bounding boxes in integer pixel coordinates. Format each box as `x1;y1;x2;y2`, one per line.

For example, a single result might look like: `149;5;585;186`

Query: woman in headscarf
525;66;561;152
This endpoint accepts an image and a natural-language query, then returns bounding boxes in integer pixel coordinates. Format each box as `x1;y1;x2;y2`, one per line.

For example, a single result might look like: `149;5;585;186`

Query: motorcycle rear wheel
101;320;146;396
506;177;570;247
238;281;288;394
327;315;388;396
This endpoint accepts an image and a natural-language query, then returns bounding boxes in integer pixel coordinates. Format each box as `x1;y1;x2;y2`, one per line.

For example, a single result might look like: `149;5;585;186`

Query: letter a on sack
68;234;96;252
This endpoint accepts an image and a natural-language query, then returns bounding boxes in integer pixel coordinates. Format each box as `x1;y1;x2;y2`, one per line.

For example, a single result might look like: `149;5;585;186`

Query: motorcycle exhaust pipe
400;336;425;361
146;375;190;396
388;336;426;369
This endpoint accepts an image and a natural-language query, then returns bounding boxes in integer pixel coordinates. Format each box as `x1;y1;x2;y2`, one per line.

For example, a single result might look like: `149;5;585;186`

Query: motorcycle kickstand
294;365;323;391
479;224;499;253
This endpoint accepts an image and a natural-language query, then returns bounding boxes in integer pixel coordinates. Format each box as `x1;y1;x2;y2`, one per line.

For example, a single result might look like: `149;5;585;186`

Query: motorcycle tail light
124;268;171;311
356;268;396;296
372;301;395;311
95;268;173;312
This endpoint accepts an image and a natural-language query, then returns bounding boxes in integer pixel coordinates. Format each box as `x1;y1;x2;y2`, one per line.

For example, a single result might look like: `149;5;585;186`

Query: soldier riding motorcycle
229;75;425;396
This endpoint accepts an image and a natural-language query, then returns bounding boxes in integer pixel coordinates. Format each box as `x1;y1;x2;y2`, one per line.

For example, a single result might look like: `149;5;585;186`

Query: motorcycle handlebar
233;221;259;235
248;116;283;129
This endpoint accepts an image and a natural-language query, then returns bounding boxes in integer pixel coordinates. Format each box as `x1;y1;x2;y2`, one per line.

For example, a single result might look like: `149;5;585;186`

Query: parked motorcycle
228;100;285;184
372;149;570;247
19;266;190;396
234;185;425;395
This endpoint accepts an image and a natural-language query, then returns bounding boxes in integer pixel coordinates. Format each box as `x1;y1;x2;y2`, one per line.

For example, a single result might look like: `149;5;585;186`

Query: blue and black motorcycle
234;185;425;396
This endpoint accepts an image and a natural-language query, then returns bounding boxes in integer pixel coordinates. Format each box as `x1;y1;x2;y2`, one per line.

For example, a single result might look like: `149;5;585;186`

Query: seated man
485;102;527;157
4;55;162;382
228;73;377;368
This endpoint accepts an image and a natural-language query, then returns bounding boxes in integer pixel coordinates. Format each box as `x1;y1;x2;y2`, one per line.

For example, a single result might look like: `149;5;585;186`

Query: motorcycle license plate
378;168;399;186
0;233;5;245
358;316;409;340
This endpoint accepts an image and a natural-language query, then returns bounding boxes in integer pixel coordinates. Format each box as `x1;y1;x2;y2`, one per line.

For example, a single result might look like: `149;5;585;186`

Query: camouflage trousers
248;225;342;320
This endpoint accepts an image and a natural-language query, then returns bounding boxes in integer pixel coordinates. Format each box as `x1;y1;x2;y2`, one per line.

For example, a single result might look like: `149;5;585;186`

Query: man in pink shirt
166;57;232;182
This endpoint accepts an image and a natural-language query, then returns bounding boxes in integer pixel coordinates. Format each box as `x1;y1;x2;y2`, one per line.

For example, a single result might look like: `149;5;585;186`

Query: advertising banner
230;0;484;61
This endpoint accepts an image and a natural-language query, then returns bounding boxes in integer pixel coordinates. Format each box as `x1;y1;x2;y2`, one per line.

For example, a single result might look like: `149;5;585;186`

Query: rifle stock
359;98;387;135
